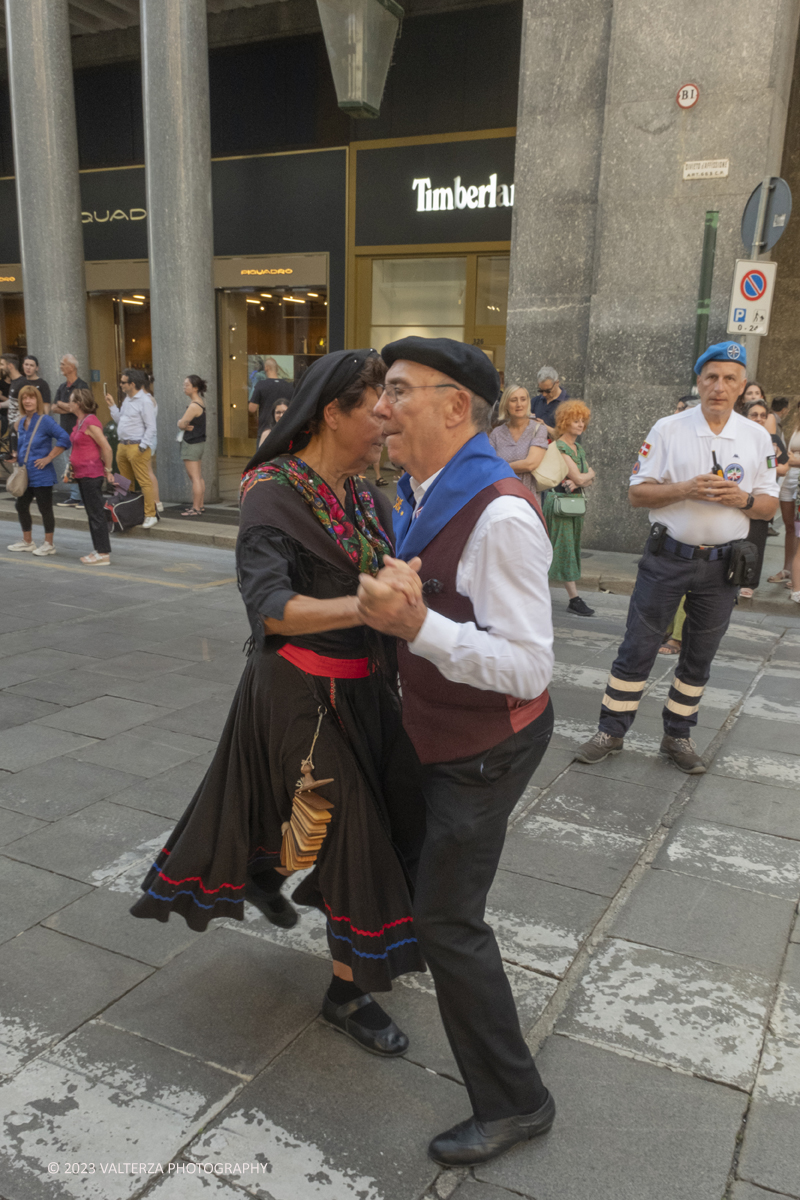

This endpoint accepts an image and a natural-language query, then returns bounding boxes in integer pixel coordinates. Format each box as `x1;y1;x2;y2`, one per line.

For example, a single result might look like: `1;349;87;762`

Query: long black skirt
130;646;427;992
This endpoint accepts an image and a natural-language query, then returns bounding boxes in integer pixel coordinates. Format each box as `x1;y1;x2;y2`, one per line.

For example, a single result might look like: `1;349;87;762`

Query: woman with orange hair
543;399;596;616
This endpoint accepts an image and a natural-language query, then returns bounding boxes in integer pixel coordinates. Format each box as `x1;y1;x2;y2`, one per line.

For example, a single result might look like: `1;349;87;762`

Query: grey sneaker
660;735;706;774
574;731;624;764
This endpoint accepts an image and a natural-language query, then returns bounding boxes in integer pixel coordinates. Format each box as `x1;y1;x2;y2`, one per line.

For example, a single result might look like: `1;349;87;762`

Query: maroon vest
397;478;550;764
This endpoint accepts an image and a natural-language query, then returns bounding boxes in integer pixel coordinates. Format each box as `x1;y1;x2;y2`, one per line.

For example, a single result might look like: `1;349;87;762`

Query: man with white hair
575;342;779;774
530;365;569;434
53;353;90;506
357;336;556;1168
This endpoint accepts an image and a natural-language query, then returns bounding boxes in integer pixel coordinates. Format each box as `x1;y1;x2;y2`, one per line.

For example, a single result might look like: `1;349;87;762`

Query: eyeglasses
379;383;459;404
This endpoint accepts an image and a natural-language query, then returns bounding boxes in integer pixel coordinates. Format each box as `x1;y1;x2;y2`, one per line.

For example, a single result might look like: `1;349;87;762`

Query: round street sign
676;83;699;109
740;269;768;301
741;177;793;252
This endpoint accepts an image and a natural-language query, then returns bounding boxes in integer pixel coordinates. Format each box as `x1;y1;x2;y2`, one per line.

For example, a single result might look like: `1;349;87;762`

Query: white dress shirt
630;406;779;544
109;390;157;450
406;472;555;700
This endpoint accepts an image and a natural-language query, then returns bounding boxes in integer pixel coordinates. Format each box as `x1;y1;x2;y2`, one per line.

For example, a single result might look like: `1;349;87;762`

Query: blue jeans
598;545;737;739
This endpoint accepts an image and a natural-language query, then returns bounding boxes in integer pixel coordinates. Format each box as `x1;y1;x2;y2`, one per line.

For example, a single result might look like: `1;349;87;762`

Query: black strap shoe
244;878;298;929
428;1090;556;1166
321;993;409;1057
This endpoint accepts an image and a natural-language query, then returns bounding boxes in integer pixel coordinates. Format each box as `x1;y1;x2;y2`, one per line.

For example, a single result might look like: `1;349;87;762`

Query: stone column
141;0;219;504
505;0;613;394
582;0;800;551
5;0;89;387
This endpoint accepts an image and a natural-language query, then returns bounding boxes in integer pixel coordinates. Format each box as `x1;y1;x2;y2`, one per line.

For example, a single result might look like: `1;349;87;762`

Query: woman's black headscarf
244;349;376;474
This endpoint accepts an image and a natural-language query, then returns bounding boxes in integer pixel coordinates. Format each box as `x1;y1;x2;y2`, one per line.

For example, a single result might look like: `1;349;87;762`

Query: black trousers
77;476;111;554
414;701;554;1123
748;518;769;589
599;546;737;739
16;486;54;535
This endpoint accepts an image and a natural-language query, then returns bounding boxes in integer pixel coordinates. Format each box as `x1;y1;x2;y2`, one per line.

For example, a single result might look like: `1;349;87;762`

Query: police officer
576;342;779;774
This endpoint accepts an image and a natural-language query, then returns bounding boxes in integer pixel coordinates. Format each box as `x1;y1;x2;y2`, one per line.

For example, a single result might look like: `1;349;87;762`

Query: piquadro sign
411;174;515;212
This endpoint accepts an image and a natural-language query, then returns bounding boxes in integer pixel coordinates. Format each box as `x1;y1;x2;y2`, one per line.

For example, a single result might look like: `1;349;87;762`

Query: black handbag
105;490;145;532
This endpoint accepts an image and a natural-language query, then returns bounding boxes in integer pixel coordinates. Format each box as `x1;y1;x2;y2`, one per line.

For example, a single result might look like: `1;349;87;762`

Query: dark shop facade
0;2;521;456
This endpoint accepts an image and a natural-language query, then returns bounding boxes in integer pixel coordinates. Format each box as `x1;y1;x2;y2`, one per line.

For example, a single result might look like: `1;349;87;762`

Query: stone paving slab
0;757;138;820
477;1034;747;1200
187;1021;465;1200
487;868;608;979
501;814;644;898
0;1020;239;1200
731;1182;796;1200
712;746;800;791
526;745;574;790
738;1098;800;1198
570;748;686;793
35;694;169;738
101;673;234;711
655;819;800;899
0;926;152;1075
107;757;209;820
556;938;771;1088
66;727;217;776
0;858;90;946
84;650;190;681
725;714;800;757
0;723;97;774
534;770;675;839
0;693;63;730
451;1183;516;1200
0;648;99;690
175;655;250;687
743;691;800;723
6;667;135;707
690;773;800;841
0;807;46;846
43;885;204;968
103;927;331;1077
144;696;233;742
611;867;796;977
4;800;170;886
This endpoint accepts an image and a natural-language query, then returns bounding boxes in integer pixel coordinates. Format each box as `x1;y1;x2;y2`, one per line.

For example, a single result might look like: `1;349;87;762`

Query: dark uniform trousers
413;701;554;1123
599;546;737;740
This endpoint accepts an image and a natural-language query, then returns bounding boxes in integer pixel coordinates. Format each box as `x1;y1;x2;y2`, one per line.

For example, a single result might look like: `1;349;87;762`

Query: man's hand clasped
357;555;427;640
688;473;750;508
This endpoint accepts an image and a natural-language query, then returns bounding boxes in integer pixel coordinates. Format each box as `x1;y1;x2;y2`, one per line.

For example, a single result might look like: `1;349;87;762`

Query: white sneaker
32;543;56;556
142;516;158;529
7;541;35;552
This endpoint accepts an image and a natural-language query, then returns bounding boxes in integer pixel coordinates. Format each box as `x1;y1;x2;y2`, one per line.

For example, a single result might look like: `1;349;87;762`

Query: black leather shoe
244;878;298;929
321;993;409;1057
428;1091;556;1166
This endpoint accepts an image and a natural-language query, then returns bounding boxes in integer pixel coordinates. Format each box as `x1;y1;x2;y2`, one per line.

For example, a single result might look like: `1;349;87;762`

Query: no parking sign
726;258;778;336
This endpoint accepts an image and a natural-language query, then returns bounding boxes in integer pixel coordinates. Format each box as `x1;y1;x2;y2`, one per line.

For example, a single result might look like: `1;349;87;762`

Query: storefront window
370;257;467;345
245;285;328;380
475;256;509;327
114;295;152;372
0;295;26;358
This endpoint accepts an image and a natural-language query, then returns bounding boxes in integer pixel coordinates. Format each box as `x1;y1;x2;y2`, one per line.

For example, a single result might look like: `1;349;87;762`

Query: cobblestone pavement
0;529;799;1200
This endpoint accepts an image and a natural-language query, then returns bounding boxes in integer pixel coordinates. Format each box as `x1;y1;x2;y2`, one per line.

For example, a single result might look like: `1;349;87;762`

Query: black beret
381;336;501;406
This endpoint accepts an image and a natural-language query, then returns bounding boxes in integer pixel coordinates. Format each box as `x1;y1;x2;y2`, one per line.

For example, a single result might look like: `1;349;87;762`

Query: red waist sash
277;643;372;679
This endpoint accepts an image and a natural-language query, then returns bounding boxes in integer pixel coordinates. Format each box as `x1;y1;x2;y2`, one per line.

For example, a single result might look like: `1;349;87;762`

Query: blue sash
393;433;514;561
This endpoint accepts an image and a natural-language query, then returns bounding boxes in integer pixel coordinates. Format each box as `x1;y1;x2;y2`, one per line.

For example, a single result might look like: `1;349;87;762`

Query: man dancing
357;337;556;1166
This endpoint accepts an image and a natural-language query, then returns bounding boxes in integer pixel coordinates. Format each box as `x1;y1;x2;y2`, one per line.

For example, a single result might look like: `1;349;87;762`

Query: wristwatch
744;493;755;510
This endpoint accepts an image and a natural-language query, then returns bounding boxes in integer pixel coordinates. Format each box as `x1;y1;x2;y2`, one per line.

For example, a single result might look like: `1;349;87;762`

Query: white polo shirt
629;405;779;545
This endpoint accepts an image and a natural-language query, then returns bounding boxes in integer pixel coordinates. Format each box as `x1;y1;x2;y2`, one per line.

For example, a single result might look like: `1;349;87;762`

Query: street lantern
317;0;403;119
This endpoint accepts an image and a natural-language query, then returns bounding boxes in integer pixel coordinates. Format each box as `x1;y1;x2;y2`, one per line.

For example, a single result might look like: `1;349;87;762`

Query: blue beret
694;341;747;375
381;336;501;405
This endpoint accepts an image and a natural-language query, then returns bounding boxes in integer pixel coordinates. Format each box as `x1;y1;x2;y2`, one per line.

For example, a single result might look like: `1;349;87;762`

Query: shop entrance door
357;253;509;381
86;290;151;418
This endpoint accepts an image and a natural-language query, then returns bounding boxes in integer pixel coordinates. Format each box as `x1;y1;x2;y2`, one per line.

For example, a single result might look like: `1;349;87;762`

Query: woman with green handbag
543;399;596;616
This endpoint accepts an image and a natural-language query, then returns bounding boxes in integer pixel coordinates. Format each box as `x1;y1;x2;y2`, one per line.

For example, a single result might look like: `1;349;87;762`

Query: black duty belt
664;536;732;561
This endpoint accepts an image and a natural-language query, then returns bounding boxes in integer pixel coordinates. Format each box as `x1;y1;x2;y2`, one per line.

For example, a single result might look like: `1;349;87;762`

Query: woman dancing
131;350;426;1056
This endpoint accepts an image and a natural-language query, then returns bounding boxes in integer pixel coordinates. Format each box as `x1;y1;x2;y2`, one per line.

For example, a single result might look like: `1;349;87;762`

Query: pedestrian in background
6;385;70;557
68;388;115;566
543;400;596;617
740;398;789;598
489;384;548;490
576;343;778;776
22;356;51;413
142;377;163;515
53;354;89;507
178;374;208;517
258;398;289;446
531;366;569;435
105;369;158;529
0;353;25;427
769;419;800;587
248;356;293;441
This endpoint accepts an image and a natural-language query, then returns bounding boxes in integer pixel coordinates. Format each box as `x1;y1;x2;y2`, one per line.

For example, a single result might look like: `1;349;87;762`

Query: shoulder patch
639;441;652;458
767;454;776;469
632;460;641;474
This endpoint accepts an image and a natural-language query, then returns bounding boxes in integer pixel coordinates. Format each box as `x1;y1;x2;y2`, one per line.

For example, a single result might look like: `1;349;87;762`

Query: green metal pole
692;210;720;384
